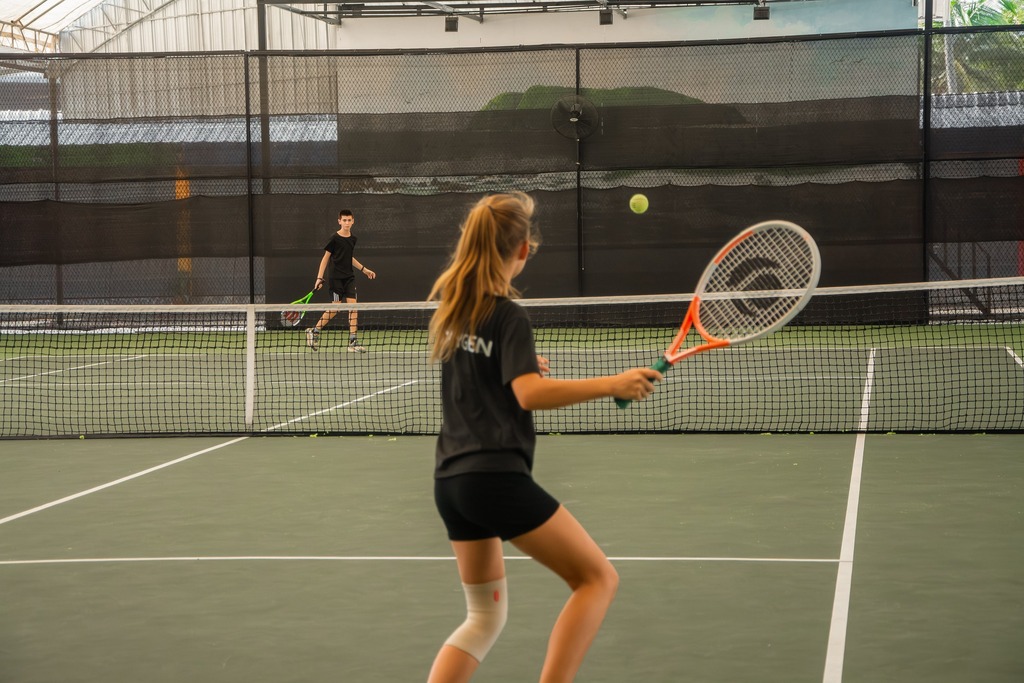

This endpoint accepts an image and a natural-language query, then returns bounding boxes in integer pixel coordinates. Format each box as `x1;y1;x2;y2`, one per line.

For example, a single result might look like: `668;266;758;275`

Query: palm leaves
932;1;1024;93
950;0;1024;26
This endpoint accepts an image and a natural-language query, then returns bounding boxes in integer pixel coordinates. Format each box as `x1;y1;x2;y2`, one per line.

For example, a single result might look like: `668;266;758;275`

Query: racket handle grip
615;357;672;409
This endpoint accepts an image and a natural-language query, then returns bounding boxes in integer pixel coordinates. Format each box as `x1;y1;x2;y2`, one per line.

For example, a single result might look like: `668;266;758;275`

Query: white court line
261;380;419;432
0;356;148;382
0;381;421;526
1007;347;1024;368
0;437;249;527
823;348;875;683
9;382;229;388
0;555;839;567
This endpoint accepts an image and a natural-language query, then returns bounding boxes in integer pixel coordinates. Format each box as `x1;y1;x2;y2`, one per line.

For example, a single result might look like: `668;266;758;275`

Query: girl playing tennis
427;192;662;683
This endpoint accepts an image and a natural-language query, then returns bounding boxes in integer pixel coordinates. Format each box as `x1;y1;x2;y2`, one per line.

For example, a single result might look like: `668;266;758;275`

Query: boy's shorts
330;277;357;301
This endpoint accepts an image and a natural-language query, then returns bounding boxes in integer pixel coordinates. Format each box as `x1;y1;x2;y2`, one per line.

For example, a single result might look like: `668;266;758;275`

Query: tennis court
2;431;1022;682
3;6;1022;681
2;281;1022;681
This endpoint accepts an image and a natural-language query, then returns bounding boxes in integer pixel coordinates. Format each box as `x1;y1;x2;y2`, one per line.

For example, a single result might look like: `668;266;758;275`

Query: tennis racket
617;220;821;409
280;291;315;327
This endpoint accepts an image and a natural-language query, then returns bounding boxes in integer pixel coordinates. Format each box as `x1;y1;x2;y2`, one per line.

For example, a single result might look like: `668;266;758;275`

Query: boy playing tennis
426;192;661;682
307;209;376;352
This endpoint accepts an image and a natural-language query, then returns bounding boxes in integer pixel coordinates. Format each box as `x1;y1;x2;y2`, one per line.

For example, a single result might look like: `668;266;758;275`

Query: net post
245;306;256;428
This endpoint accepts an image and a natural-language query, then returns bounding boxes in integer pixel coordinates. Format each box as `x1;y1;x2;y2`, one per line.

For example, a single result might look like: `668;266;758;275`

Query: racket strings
280;292;315;327
699;225;817;341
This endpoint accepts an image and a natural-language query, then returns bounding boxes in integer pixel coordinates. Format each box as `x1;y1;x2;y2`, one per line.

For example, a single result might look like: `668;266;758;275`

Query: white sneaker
347;340;366;353
306;327;320;351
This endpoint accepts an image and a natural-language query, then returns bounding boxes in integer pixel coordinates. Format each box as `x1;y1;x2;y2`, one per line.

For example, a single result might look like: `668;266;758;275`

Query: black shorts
330;277;357;301
434;472;561;542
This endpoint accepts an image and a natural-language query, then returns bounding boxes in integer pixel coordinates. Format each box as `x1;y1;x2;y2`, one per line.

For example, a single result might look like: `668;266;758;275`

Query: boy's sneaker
347;339;366;353
306;327;320;351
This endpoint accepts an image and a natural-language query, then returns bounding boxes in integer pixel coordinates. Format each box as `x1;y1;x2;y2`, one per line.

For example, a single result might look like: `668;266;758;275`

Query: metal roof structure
268;0;759;22
1;0;106;51
1;0;768;52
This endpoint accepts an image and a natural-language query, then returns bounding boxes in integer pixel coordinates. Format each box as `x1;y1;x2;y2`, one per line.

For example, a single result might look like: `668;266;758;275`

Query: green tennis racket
280;291;315;327
618;220;821;409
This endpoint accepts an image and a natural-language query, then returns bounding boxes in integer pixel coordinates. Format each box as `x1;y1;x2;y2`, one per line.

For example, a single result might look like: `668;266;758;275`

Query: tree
949;0;1024;26
931;1;1024;93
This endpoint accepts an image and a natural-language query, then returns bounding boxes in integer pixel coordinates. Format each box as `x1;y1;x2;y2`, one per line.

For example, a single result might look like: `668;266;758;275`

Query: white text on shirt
458;334;493;357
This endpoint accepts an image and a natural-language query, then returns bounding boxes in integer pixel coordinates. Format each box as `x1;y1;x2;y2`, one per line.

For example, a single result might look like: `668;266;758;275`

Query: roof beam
262;0;762;20
266;1;485;22
60;0;179;53
421;1;485;21
268;3;342;25
0;20;59;53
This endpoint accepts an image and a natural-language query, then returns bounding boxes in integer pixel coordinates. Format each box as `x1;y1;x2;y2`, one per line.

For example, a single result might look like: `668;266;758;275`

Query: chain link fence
1;27;1021;304
927;28;1024;281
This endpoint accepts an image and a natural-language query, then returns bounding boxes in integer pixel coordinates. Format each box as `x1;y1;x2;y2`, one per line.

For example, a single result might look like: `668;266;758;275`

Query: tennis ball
628;193;649;214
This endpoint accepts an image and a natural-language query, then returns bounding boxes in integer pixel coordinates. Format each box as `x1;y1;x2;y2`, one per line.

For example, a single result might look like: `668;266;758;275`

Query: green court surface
1;433;1022;682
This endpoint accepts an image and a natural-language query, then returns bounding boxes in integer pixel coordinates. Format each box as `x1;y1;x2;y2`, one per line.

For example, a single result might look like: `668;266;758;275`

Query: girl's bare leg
427;537;505;683
510;506;619;683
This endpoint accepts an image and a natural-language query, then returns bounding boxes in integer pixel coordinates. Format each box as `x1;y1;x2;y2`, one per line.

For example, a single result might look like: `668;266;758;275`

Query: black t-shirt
324;233;357;282
434;297;541;478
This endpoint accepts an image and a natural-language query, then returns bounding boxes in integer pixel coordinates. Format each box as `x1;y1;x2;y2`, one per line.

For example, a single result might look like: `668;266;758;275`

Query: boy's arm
314;251;330;289
352;258;376;280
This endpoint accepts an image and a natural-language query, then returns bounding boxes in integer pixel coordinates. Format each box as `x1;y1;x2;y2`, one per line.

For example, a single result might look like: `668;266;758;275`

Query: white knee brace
444;577;508;662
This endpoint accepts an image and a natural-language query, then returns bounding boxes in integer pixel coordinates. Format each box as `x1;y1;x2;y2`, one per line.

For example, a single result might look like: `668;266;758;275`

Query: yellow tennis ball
629;193;649;214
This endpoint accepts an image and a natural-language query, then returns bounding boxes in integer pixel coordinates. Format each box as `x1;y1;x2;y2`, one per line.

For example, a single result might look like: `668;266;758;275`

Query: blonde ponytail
428;192;538;362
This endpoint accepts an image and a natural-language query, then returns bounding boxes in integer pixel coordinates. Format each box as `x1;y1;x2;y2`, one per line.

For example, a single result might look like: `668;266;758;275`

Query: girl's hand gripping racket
280;291;315;327
617;220;821;408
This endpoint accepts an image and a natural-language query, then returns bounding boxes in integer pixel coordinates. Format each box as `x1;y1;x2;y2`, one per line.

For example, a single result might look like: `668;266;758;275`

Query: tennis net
1;277;1022;439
